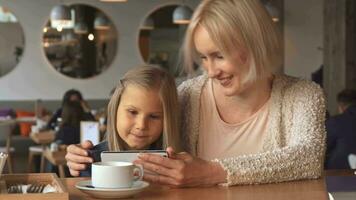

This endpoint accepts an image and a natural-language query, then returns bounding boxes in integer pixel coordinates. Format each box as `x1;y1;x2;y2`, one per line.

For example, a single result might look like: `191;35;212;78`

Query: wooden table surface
61;177;329;200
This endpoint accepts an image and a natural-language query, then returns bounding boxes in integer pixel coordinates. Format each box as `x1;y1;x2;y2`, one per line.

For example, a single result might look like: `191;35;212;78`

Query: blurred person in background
47;89;94;130
325;89;356;169
56;101;86;145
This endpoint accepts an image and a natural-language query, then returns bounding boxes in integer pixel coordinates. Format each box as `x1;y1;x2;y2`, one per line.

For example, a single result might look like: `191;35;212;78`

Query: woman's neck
213;75;273;124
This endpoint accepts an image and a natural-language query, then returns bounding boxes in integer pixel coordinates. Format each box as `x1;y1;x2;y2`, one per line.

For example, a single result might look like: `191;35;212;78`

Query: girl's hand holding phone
65;140;94;176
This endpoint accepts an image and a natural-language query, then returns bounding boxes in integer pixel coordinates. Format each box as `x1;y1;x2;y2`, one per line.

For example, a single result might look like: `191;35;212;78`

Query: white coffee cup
92;161;144;188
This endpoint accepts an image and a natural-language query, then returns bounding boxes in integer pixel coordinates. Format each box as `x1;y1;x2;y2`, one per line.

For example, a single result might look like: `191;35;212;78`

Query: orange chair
15;110;35;137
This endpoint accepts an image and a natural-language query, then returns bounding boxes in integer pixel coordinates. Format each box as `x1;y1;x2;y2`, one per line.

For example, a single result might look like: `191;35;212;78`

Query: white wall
0;0;199;100
284;0;323;79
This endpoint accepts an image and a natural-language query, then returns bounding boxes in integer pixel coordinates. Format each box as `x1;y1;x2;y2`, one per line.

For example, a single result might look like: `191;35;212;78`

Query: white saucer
75;180;149;199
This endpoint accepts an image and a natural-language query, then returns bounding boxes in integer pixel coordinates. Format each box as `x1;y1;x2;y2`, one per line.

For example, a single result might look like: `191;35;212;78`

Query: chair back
0;121;15;153
0;121;16;173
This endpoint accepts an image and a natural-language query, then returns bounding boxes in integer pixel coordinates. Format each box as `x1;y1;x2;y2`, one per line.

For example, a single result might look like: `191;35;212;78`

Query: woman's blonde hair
183;0;282;83
106;65;181;151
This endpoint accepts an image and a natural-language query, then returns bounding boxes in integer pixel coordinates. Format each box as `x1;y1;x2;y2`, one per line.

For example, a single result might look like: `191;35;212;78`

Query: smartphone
101;150;168;163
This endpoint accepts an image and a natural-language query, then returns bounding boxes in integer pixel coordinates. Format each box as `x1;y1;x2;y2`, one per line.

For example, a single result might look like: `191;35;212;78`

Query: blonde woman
66;65;181;176
136;0;326;187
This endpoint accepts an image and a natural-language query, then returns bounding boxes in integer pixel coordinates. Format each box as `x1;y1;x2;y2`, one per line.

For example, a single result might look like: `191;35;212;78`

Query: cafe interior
0;0;355;199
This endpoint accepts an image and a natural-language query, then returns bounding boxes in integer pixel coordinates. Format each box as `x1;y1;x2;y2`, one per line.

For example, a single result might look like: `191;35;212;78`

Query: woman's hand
134;147;227;187
65;140;94;176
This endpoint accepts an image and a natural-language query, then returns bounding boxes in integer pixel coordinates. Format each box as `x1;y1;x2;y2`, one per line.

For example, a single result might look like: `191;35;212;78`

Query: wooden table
61;177;329;200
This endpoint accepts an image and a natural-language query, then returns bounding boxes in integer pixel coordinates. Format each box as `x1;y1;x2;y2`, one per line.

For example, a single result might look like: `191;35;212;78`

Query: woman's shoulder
274;74;324;97
177;74;208;94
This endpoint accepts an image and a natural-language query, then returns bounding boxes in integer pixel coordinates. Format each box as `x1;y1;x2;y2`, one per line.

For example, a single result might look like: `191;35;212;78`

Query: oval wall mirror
43;4;117;79
0;5;25;77
138;5;188;77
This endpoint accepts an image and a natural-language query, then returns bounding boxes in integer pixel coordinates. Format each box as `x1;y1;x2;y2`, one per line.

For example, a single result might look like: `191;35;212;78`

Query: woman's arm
135;147;227;187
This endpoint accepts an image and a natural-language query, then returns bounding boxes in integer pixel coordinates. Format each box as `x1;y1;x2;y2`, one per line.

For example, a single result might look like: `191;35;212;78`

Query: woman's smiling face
194;25;250;97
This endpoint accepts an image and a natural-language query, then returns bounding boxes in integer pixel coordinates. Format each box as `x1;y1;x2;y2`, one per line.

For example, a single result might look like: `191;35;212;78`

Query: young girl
67;65;181;176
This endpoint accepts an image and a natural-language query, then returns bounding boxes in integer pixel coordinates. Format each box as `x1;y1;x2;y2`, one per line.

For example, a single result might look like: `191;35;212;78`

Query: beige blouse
178;74;326;186
198;79;270;160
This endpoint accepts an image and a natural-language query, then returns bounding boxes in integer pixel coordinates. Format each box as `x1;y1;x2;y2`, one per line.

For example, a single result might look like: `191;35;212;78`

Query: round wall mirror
43;4;117;79
138;5;188;77
0;5;25;77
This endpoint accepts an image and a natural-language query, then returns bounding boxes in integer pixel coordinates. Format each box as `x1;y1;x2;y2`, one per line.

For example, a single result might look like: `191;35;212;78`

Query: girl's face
116;84;163;150
69;94;80;102
194;26;250;97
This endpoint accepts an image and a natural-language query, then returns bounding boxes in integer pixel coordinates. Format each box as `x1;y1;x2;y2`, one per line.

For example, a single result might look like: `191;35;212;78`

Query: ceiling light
264;2;280;22
50;5;72;27
141;17;154;30
74;22;88;34
94;14;110;30
56;26;63;32
88;33;95;41
173;5;193;25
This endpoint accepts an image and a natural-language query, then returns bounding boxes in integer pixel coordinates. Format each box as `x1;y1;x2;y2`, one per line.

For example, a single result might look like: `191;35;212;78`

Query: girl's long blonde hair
106;65;181;151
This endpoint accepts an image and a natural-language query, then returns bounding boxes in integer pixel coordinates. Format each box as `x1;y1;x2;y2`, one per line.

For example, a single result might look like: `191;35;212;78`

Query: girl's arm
66;141;94;176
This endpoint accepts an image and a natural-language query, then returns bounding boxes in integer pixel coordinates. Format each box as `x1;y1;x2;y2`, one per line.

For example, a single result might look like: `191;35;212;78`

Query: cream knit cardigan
178;74;326;186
